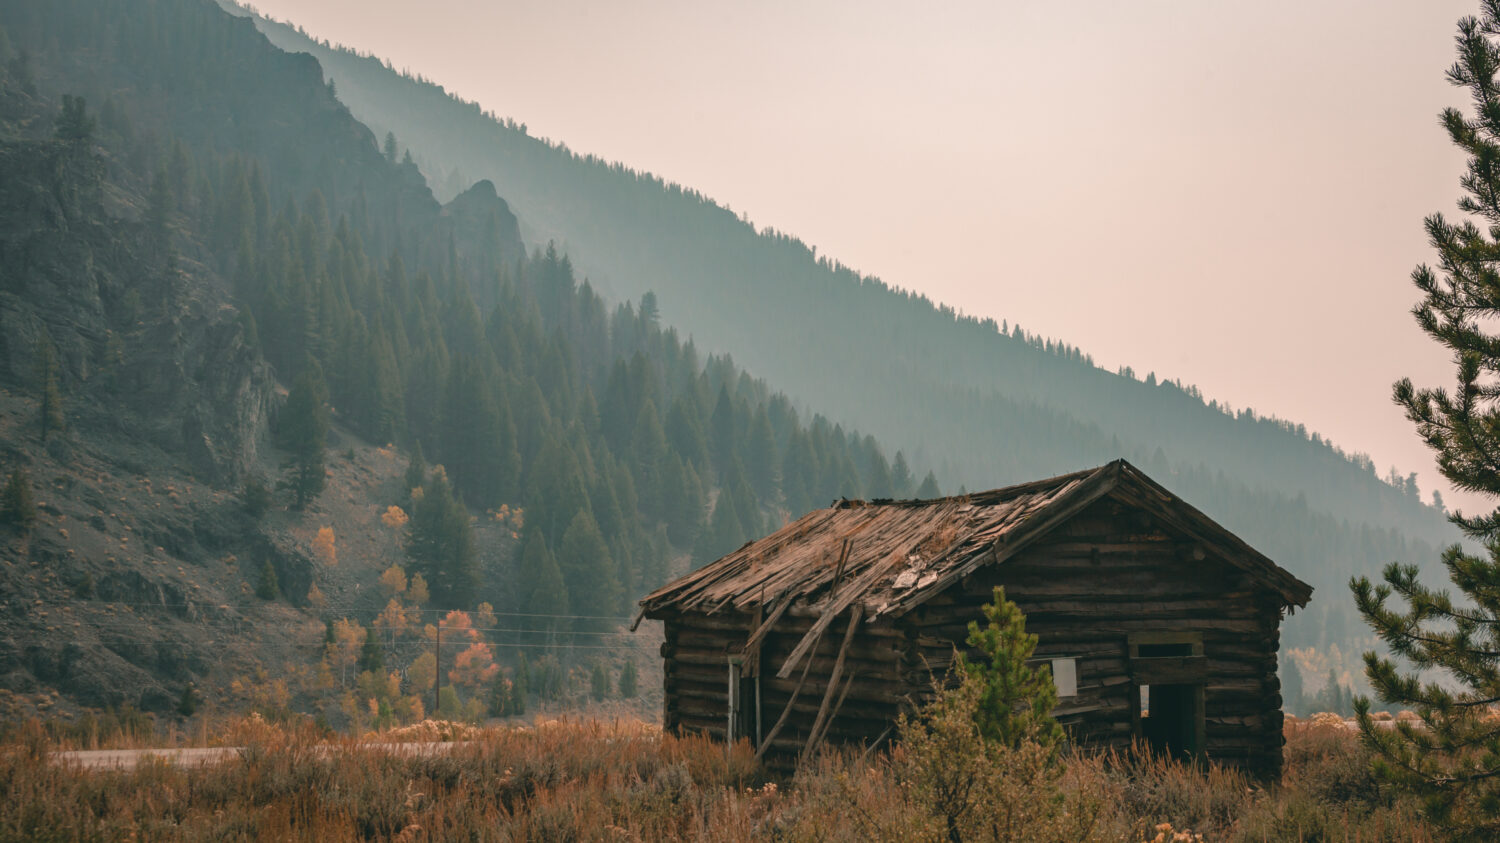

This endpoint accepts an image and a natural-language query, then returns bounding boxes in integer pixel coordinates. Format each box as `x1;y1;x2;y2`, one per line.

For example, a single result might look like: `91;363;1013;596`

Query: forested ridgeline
229;3;1459;545
0;0;920;630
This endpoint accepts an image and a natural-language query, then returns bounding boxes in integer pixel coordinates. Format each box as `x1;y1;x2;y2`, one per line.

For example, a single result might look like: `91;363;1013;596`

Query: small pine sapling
256;559;280;600
959;586;1063;750
618;659;639;699
591;662;610;702
0;469;37;531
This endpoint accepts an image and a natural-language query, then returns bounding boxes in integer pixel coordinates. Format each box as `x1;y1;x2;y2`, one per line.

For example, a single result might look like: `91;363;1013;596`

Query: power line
41;616;659;641
63;600;636;622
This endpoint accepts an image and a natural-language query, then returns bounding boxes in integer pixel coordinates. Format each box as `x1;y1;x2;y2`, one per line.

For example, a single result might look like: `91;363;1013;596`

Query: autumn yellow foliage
408;573;430;606
378;564;407;597
312;526;336;566
449;641;499;689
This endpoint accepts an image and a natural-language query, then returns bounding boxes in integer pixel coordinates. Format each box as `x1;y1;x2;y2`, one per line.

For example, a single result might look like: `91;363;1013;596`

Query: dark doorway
1139;683;1202;760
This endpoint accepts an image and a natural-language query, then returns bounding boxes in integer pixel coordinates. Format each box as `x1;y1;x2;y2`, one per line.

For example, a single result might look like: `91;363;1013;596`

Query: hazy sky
251;0;1484;509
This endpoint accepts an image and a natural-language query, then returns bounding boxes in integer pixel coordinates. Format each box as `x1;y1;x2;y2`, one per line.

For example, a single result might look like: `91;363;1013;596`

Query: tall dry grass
0;714;1436;841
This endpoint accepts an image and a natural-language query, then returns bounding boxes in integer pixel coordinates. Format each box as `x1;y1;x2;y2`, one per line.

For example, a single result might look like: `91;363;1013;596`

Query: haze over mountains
0;0;1467;720
231;0;1480;512
233;2;1459;656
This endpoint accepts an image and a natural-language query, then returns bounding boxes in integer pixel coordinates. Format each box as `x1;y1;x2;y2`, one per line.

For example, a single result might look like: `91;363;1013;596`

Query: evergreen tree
439;355;517;507
618;658;639;699
524;435;591;547
590;662;610;701
404;442;427;498
513;650;531;713
177;683;198;718
556;510;623;629
0;469;36;531
1321;669;1348;716
278;363;328;509
1351;7;1500;836
383;131;398;163
256;559;280;600
746;405;779;502
865;447;895;499
365;331;406;443
358;627;384;674
240;474;272;520
516;533;568;630
721;457;762;540
916;471;942;499
709;385;737;477
781;428;816;515
407;468;478;608
662;454;705;547
598;357;637;453
892;451;915;498
665;394;710;471
487;669;511;716
959;586;1062;750
631;398;669;518
35;337;64;442
694;488;747;565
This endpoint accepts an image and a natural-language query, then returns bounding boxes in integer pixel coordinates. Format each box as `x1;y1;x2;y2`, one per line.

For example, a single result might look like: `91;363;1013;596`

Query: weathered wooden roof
637;459;1313;627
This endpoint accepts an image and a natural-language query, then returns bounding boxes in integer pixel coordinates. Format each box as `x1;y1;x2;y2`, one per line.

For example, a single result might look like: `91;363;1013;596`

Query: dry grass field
0;712;1435;842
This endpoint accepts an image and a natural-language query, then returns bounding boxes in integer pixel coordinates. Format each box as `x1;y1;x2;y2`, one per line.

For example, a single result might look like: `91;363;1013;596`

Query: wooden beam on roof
742;591;797;658
880;463;1123;617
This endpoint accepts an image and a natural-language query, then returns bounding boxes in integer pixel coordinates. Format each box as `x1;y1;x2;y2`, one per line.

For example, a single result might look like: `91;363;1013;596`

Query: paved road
53;741;474;771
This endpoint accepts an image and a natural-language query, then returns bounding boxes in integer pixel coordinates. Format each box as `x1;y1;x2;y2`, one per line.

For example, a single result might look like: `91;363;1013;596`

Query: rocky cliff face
0;138;273;483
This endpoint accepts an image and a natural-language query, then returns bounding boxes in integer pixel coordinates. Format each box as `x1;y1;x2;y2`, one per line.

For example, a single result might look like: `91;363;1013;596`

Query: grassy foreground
0;715;1432;842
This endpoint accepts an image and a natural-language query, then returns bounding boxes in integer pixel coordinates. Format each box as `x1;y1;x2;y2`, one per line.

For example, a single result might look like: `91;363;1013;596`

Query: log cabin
634;459;1313;778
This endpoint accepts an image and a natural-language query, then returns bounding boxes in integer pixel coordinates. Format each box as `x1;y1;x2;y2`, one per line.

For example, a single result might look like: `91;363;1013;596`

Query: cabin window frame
1128;631;1206;760
727;656;743;744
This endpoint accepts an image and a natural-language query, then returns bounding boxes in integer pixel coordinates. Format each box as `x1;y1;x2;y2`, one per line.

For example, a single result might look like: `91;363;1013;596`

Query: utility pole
433;621;441;717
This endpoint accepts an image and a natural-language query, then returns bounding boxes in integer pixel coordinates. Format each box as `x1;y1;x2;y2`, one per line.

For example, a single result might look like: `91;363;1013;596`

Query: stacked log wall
899;499;1286;778
660;611;908;769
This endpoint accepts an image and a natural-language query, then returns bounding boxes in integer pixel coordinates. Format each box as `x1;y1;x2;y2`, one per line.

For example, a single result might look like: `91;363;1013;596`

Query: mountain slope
233;6;1451;540
0;0;928;720
229;5;1460;671
234;3;1440;525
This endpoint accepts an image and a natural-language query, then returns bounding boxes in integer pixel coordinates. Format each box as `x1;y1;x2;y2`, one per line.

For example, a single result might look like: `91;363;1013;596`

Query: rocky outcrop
440;178;526;309
0;138;273;483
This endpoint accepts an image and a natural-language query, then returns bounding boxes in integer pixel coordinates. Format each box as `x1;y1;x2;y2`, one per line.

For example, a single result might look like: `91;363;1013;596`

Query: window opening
1137;642;1195;658
1129;632;1205;760
1052;658;1078;698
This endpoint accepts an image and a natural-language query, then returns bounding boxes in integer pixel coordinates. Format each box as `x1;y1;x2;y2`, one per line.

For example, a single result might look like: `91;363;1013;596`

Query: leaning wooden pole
754;540;854;764
753;631;820;763
801;603;863;764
